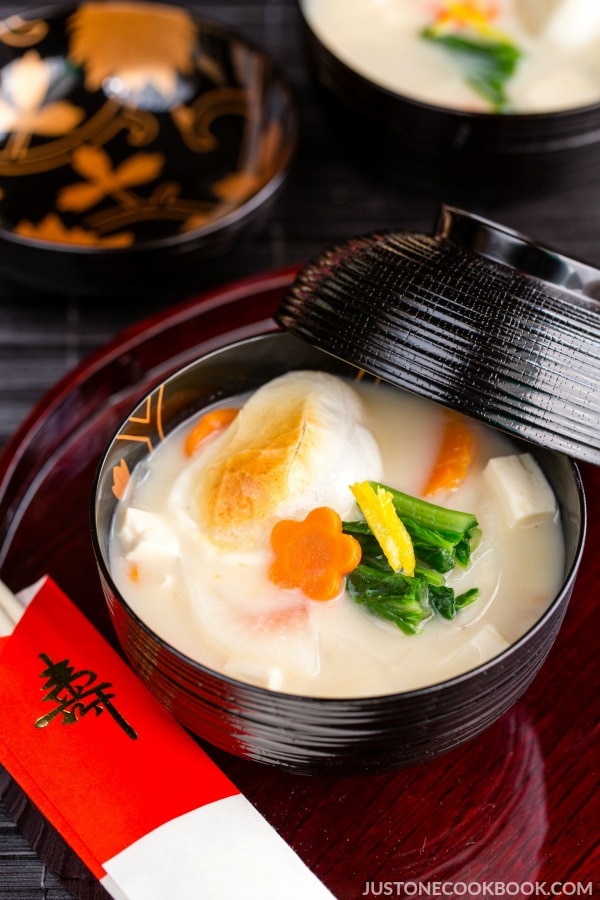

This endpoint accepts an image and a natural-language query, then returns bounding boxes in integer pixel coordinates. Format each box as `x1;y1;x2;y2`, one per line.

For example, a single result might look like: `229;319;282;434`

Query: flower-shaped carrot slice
269;507;362;602
184;407;239;457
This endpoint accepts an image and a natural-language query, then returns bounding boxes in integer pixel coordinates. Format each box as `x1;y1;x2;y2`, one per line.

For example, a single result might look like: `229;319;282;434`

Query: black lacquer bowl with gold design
0;1;298;295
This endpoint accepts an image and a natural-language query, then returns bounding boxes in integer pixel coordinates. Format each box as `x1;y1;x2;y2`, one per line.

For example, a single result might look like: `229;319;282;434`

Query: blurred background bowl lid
276;205;600;465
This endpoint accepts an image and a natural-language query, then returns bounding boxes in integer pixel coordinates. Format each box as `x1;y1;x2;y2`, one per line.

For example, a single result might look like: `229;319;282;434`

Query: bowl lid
276;206;600;465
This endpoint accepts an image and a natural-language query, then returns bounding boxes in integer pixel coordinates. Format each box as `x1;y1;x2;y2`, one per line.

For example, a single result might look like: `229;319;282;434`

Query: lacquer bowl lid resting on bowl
277;205;600;466
0;1;298;294
92;206;591;775
92;332;586;775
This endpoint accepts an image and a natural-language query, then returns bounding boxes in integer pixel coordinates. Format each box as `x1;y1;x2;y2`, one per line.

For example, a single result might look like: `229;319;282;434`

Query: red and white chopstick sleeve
0;576;335;900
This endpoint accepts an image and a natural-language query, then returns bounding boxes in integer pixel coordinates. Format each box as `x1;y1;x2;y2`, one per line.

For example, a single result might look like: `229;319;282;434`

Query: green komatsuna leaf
396;516;456;573
421;29;522;112
367;482;480;570
455;587;481;611
344;521;452;580
428;583;457;620
429;585;481;619
343;489;482;633
342;522;391;572
346;564;433;635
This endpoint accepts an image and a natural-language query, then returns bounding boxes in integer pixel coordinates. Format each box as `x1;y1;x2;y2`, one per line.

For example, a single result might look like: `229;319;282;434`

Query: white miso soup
301;0;600;113
109;371;564;697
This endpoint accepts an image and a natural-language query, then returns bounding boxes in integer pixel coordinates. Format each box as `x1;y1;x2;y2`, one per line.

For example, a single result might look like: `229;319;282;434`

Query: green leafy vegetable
343;484;481;634
346;564;433;636
421;28;522;112
430;584;480;620
343;521;447;584
368;482;481;570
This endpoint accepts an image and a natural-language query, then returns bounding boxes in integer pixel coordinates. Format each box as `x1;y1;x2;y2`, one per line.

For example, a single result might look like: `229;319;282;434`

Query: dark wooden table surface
1;2;599;898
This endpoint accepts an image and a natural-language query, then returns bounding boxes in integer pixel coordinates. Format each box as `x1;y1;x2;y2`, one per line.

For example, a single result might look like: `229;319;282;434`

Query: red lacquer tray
0;269;598;898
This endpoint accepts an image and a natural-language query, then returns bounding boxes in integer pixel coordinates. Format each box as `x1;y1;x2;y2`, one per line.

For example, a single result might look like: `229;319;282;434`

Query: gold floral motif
14;212;133;247
0;6;292;248
0;50;85;159
0;16;48;48
54;144;216;234
67;2;198;104
57;144;165;212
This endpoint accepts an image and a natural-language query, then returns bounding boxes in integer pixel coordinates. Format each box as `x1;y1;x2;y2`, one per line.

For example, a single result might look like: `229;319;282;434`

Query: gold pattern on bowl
0;1;297;251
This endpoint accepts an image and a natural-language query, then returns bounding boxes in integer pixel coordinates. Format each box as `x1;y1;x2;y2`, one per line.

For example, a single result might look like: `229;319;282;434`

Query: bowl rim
0;1;300;255
90;330;589;707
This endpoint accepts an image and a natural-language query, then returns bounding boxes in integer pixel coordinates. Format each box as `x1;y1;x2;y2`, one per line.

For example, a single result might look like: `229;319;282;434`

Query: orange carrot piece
184;407;239;457
269;507;362;602
424;413;474;496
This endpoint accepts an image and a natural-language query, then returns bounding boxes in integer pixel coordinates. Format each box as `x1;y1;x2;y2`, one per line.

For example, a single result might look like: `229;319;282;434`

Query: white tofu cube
484;454;557;529
120;507;179;556
121;508;180;584
126;540;179;587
